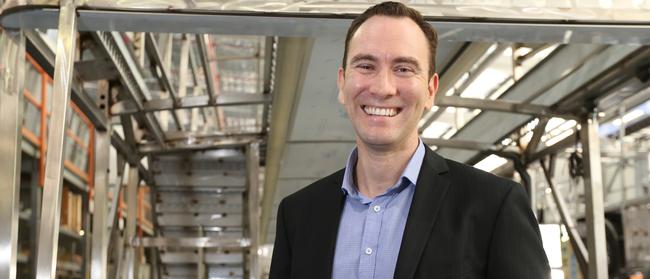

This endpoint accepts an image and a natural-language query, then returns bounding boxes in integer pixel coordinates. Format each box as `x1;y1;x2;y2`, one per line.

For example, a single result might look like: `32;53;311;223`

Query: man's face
338;16;438;150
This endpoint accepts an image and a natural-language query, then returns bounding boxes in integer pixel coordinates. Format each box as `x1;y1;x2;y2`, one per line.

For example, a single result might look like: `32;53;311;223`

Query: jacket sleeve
486;183;551;279
269;199;291;279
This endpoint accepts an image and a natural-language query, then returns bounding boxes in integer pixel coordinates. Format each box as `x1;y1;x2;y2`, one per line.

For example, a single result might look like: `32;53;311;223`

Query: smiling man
269;2;550;279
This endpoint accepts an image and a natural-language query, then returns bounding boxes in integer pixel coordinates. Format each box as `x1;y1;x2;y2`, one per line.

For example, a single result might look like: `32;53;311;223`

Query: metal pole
91;112;111;278
35;1;78;278
539;159;589;275
0;29;26;279
124;165;139;279
580;114;609;279
197;226;206;279
246;143;260;279
617;106;627;207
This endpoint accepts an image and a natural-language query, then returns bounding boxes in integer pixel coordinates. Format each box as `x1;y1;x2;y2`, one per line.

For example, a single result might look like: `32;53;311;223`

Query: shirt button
373;205;381;212
365;248;373;255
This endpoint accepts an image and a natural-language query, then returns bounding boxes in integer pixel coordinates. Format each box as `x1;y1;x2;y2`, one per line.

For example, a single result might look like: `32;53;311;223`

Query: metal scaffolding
3;1;650;278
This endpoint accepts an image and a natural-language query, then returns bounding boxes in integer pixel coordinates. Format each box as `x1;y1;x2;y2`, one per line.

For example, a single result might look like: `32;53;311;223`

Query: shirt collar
341;139;426;198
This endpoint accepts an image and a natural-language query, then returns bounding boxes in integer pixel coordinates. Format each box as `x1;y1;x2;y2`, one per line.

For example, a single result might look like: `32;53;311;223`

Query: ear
425;73;439;110
337;67;346;104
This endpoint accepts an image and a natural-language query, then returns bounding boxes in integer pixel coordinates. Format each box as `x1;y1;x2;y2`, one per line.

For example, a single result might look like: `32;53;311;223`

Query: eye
395;66;415;75
355;63;374;71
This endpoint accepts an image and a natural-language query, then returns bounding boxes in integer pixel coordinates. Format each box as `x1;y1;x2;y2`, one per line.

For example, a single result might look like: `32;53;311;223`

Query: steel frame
0;29;26;279
539;158;588;275
111;93;269;115
90;80;111;279
91;31;166;144
580;115;609;279
34;1;77;278
144;32;183;130
246;143;261;279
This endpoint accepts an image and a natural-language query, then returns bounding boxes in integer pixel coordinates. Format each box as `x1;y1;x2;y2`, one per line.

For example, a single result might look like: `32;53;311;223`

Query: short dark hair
342;1;438;78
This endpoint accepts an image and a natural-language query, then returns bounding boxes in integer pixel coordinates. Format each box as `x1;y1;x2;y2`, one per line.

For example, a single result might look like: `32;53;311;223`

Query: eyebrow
349;54;422;72
349;54;378;65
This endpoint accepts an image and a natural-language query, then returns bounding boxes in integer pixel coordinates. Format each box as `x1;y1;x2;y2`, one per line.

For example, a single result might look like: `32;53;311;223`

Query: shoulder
438;155;522;205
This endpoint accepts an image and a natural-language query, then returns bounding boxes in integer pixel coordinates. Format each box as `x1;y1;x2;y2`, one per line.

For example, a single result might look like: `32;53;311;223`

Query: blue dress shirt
332;140;426;279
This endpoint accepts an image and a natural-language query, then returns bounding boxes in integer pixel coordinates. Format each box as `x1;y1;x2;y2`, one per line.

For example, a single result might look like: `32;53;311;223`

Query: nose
369;68;397;98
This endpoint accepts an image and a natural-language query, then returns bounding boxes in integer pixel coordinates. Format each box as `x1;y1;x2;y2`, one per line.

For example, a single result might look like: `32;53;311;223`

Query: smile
362;105;400;117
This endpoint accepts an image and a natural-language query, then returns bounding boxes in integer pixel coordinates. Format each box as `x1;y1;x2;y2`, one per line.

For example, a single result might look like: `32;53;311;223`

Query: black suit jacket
270;147;550;278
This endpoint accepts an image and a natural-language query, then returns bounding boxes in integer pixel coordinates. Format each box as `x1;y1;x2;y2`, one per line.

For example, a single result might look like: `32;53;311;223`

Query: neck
355;136;420;199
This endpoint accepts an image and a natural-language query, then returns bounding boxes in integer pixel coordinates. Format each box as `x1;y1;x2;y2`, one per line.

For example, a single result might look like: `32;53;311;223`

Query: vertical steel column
124;165;139;279
0;29;26;279
580;114;609;279
91;104;111;279
197;226;206;279
246;143;260;279
35;1;78;278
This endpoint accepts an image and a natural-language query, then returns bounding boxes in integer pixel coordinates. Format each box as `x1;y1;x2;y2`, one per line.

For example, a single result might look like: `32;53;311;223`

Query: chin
357;133;400;147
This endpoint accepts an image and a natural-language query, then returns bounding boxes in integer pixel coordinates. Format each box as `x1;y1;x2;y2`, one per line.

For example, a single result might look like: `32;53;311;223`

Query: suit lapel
309;169;345;278
394;148;451;278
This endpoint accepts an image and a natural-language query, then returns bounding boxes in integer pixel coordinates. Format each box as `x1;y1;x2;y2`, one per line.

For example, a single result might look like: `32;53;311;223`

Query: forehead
348;16;429;63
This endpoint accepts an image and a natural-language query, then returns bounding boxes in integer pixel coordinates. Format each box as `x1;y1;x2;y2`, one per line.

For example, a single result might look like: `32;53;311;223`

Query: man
270;2;550;278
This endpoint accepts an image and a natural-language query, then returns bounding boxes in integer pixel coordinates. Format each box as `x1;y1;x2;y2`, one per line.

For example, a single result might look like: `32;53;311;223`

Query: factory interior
0;1;650;279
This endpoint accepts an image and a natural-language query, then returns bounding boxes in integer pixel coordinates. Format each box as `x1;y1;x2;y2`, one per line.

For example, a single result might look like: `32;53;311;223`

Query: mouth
362;105;401;117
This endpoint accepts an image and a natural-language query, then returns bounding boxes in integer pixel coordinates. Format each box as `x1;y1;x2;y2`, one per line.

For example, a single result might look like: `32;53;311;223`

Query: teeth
363;106;398;117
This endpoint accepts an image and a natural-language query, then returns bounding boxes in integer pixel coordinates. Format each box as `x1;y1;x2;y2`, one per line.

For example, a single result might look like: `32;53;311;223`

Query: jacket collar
311;146;450;278
394;146;451;278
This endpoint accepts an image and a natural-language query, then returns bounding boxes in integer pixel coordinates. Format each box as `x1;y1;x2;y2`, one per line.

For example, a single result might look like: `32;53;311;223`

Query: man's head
342;1;438;78
337;2;439;150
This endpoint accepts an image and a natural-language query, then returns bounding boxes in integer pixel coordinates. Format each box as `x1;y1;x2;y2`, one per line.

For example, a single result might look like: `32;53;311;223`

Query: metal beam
435;95;575;119
7;8;650;44
197;226;206;279
422;137;514;152
144;33;182;130
138;135;258;154
110;133;154;186
525;118;549;159
111;93;269;115
133;237;250;248
419;42;492;132
0;29;25;279
124;165;139;279
35;1;77;278
91;31;165;144
24;29;109;131
246;143;260;279
580;115;609;279
195;34;217;105
90;81;111;279
260;37;312;243
539;158;588;275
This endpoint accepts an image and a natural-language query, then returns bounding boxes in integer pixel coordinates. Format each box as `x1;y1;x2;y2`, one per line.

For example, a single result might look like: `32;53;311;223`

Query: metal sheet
35;1;77;278
0;29;25;279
